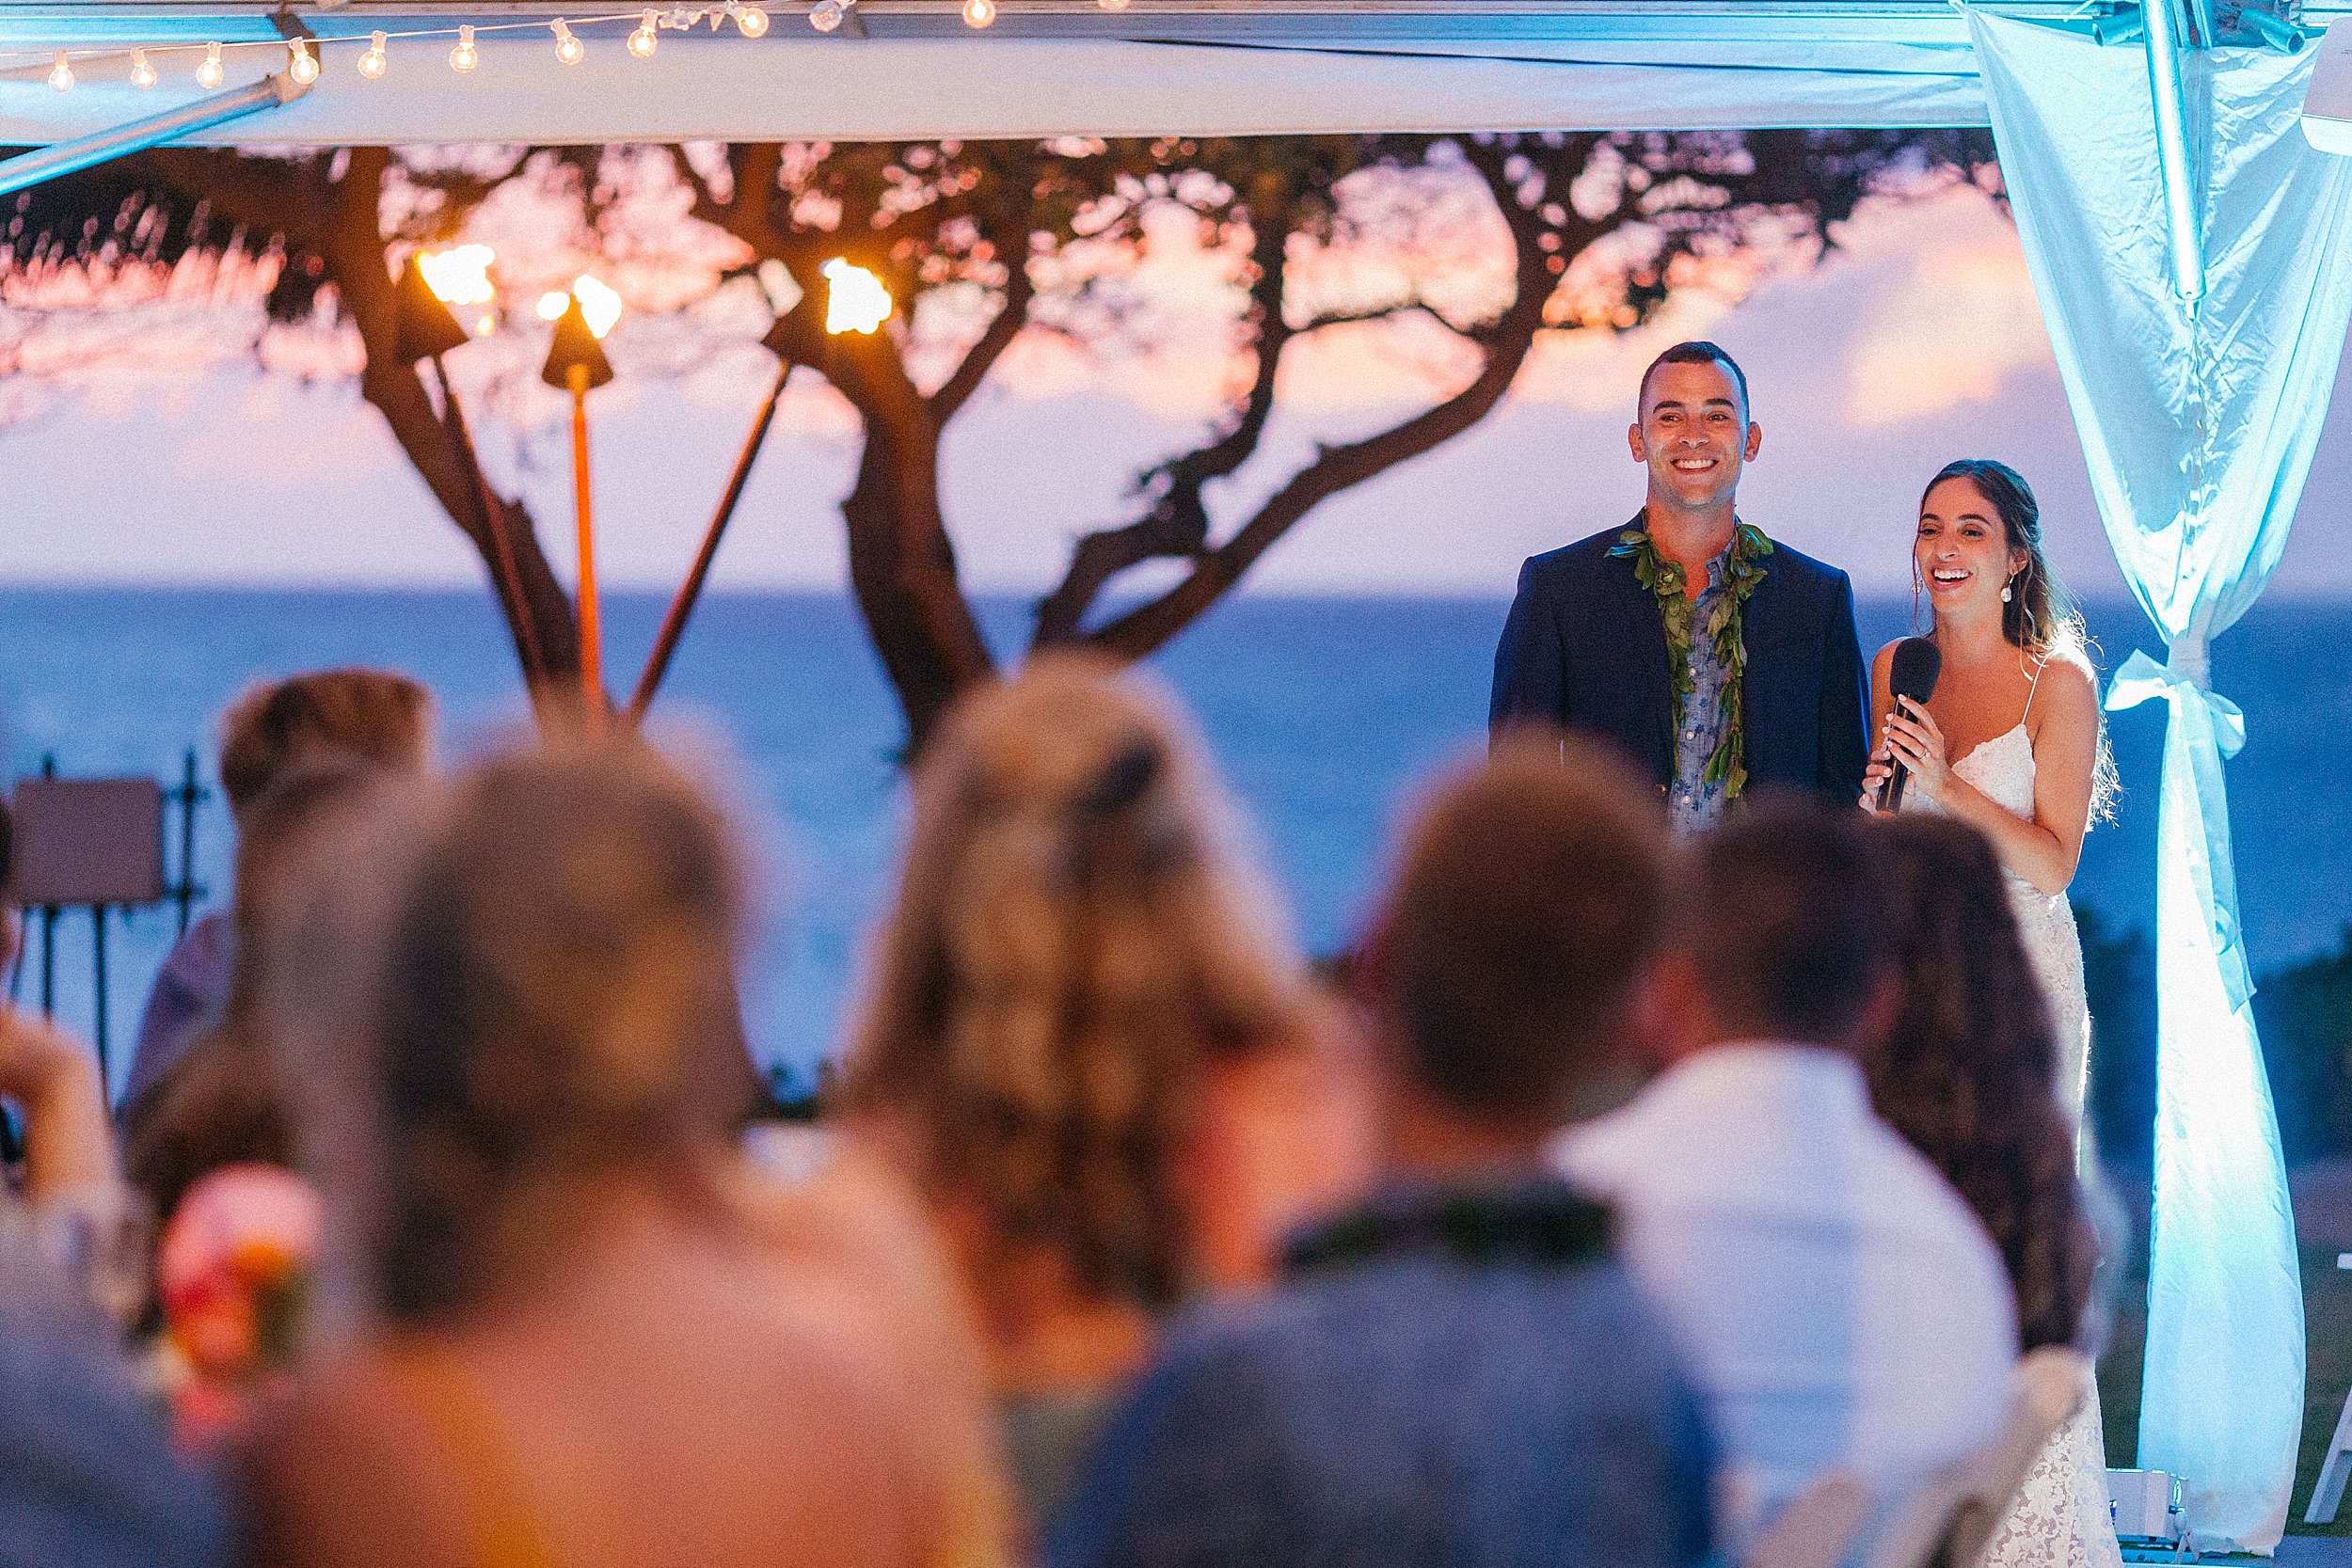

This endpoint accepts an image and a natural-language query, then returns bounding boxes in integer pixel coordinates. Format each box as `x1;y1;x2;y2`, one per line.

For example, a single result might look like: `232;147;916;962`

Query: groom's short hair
1677;796;1891;1046
1370;735;1666;1123
1638;341;1751;421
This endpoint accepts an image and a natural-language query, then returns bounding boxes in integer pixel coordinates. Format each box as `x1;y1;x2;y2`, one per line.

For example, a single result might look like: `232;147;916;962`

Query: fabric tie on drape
1964;8;2352;1550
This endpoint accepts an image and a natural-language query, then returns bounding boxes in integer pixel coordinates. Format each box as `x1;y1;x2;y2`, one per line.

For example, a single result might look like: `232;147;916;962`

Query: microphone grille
1890;637;1943;704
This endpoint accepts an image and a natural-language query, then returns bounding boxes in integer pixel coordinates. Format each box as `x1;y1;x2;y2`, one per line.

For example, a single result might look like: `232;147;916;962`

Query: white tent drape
1965;8;2352;1550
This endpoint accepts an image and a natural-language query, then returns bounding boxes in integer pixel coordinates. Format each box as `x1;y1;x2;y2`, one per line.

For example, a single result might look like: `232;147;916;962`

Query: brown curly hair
1867;815;2095;1352
845;653;1310;1312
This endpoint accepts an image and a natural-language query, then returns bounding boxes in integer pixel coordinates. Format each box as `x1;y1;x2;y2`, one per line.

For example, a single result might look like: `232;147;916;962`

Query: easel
6;750;206;1090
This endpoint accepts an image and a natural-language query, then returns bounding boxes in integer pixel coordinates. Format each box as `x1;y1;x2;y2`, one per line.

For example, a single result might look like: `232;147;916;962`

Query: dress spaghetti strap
2020;654;2049;727
383;1344;564;1568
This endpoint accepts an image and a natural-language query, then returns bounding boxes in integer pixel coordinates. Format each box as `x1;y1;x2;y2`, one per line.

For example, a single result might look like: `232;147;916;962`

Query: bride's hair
1923;458;2118;821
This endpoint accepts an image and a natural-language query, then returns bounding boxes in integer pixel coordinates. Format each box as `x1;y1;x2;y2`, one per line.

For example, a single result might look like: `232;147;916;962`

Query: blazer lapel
1604;517;1677;767
1736;528;1786;753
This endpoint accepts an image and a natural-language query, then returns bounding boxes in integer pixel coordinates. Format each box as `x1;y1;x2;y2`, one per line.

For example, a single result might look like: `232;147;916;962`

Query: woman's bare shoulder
2034;651;2101;715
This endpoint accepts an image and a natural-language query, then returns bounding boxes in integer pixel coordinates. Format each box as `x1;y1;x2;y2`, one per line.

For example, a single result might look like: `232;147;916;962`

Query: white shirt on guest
1551;1042;2019;1545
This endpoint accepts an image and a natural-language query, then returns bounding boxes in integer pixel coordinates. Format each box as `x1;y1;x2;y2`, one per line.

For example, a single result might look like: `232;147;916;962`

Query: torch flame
572;274;624;341
821;259;892;335
416;245;496;307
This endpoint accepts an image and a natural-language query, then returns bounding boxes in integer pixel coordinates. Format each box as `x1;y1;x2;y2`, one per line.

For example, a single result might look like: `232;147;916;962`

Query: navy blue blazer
1489;521;1869;806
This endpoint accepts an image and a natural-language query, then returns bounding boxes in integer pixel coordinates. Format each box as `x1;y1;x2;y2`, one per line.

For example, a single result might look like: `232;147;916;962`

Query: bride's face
1916;477;2026;619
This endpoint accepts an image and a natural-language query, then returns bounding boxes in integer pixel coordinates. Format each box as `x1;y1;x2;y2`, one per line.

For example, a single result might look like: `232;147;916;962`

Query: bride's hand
1860;752;1895;812
1881;698;1952;802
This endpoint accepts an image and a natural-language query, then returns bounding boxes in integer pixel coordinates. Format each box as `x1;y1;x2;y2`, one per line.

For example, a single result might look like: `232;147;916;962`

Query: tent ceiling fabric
0;0;2280;144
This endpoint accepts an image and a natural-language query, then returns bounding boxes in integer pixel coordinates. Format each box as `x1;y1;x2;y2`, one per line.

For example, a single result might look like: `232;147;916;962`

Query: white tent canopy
0;0;2249;143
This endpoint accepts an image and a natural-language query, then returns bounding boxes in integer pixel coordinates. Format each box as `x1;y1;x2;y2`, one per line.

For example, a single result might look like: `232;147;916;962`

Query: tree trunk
824;325;996;753
323;150;580;695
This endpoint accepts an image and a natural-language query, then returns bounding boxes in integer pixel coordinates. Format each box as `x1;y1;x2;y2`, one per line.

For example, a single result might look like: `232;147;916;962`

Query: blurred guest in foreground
1553;797;2018;1547
1868;815;2109;1568
124;761;384;1237
1051;736;1711;1568
844;653;1371;1528
243;739;1011;1568
124;668;431;1105
0;800;230;1568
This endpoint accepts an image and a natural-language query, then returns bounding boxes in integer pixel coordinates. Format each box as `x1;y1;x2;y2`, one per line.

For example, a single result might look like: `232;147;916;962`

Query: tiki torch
628;260;810;721
628;258;892;721
397;249;546;684
540;278;619;727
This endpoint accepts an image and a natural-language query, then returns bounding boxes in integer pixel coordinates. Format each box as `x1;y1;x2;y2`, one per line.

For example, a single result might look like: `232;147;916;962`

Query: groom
1490;342;1868;831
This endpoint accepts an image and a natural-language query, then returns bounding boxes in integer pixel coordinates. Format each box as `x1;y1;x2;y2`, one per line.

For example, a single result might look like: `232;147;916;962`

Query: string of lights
2;0;1137;84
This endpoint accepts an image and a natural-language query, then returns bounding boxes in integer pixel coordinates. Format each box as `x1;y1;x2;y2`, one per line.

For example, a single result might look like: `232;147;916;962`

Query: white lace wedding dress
1907;710;2122;1568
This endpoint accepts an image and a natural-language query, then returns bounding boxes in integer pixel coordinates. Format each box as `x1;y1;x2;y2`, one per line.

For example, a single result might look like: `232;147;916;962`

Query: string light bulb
287;37;320;85
195;42;224;88
129;48;157;88
552;19;585;64
808;0;845;31
734;3;771;37
358;31;389;76
449;24;479;71
1098;0;1129;8
47;52;72;91
628;10;660;55
961;0;995;24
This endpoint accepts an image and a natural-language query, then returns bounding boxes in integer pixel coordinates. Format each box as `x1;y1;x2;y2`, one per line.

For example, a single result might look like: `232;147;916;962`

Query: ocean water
1;586;2345;1091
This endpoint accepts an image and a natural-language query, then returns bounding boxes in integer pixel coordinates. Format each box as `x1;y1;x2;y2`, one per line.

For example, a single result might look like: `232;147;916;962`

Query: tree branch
666;142;738;235
1078;151;1555;663
927;260;1033;426
1032;175;1296;647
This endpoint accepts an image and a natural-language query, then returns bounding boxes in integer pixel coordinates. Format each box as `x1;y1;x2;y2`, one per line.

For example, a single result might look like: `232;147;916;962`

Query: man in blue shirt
1050;737;1712;1568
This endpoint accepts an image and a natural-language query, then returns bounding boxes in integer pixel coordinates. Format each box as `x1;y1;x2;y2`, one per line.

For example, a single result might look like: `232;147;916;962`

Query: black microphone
1878;637;1943;814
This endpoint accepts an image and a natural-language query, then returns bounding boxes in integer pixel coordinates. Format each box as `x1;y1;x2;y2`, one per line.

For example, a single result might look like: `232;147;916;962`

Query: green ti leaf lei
1609;518;1773;800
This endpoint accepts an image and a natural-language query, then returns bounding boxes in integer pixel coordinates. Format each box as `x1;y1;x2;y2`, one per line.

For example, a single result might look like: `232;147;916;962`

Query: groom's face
1629;360;1759;514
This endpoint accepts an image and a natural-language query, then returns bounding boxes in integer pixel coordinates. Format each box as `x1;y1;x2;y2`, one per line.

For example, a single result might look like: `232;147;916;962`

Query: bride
1864;457;2118;1568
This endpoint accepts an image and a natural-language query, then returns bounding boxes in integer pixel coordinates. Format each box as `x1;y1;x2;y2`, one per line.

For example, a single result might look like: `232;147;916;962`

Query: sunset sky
6;171;2352;607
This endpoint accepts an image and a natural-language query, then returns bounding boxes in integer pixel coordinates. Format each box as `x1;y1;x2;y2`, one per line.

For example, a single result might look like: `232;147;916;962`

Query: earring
2002;580;2014;604
1912;570;1923;629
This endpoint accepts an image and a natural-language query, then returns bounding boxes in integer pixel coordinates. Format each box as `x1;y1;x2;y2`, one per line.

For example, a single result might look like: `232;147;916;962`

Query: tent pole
0;72;305;198
2140;0;2207;306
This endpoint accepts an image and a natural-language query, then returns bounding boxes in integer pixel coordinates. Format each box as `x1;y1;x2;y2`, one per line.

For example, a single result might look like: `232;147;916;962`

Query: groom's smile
1629;358;1762;518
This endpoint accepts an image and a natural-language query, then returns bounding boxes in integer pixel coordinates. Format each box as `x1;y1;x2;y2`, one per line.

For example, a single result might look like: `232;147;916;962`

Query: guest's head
847;653;1311;1315
1661;796;1893;1057
1631;341;1758;517
1867;815;2094;1351
353;738;754;1323
1358;736;1667;1164
125;760;389;1228
219;668;431;823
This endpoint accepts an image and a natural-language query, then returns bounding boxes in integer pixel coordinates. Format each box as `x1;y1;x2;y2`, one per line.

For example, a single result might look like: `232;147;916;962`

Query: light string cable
0;0;786;82
0;0;1142;76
